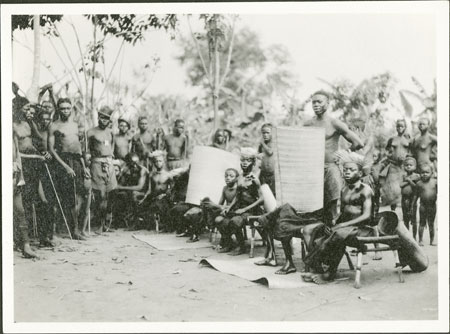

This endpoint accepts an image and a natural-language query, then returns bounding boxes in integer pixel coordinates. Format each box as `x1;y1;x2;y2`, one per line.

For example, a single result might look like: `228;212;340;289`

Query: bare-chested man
113;118;131;164
304;91;364;224
302;153;377;283
87;106;118;234
140;151;189;231
131;116;153;169
13;98;38;258
411;117;437;173
112;152;149;229
13;97;57;247
164;119;189;170
48;98;90;240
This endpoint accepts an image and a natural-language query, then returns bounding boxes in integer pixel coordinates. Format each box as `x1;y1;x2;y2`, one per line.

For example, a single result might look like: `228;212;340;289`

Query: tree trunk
27;15;40;103
213;28;220;131
91;16;98;127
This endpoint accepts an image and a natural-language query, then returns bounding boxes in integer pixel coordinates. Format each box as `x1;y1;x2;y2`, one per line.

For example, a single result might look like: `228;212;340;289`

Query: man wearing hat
87;106;118;234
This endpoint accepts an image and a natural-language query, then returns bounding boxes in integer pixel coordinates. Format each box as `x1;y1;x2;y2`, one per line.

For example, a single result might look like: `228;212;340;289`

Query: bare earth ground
14;215;438;322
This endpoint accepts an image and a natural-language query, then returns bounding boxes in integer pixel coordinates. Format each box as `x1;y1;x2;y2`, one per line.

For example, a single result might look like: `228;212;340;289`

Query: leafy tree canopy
84;14;178;45
12;15;63;31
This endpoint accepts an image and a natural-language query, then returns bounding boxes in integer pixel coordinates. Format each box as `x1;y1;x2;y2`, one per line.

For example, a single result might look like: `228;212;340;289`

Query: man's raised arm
335;119;364;151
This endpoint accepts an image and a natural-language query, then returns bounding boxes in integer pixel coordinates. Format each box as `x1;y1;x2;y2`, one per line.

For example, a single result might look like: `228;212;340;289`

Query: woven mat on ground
132;233;214;251
200;256;316;289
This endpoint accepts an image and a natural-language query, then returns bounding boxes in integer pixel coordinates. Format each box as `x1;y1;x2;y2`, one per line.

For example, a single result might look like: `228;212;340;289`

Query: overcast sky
12;13;436;110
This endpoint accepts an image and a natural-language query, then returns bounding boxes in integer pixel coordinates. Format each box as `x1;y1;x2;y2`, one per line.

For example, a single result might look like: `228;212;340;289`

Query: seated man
140;150;189;231
112;152;149;228
256;204;323;274
302;152;375;283
180;197;218;243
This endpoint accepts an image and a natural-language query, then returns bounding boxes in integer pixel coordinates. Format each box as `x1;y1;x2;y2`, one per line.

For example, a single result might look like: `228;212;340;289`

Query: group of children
373;118;438;246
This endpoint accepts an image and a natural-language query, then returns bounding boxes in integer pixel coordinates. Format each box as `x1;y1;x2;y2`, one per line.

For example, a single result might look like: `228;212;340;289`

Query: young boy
131;116;153;169
217;148;264;255
400;157;420;239
164;119;189;170
411;162;437;246
258;123;275;196
215;168;240;252
211;129;227;151
113;118;132;164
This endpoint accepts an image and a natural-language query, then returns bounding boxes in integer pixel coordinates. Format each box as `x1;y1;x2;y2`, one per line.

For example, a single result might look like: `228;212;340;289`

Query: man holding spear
48;98;90;240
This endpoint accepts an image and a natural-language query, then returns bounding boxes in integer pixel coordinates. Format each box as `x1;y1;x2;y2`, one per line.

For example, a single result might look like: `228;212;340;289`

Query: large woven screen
273;127;325;212
185;146;241;205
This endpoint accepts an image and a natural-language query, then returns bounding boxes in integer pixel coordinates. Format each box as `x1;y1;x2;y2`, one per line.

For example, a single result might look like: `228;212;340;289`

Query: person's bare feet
275;263;296;275
228;246;246;256
372;253;382;260
22;243;39;259
254;258;277;267
217;246;232;253
186;236;199;243
39;239;55;248
73;232;87;240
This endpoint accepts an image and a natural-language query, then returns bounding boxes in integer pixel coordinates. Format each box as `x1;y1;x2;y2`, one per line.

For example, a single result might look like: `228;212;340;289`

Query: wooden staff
43;163;73;240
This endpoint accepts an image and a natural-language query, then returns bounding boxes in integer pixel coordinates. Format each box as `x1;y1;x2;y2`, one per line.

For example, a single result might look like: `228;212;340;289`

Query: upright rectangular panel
273;127;325;212
185;146;241;205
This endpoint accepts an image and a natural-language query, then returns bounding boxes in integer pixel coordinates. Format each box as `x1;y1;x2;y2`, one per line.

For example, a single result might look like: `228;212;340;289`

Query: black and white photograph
2;1;449;333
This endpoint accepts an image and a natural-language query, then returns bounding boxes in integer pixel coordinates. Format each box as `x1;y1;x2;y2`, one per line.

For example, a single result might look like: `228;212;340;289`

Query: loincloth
324;163;344;205
90;157;117;193
54;152;88;201
167;158;186;171
259;171;276;195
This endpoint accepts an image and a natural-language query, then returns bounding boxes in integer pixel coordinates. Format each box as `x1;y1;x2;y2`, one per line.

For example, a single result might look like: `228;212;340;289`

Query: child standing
400;157;420;239
412;162;437;246
258;123;275;196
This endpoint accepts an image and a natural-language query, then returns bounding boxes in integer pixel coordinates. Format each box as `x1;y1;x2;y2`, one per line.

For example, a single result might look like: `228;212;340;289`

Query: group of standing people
12;87;437;277
12;86;191;259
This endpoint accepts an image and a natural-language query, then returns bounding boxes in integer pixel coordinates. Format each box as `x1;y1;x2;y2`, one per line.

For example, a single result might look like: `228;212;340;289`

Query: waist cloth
90;156;117;193
324;163;344;205
54;152;88;200
167;158;186;171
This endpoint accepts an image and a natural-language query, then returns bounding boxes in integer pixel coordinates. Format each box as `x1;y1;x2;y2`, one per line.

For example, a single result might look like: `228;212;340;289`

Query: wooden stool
246;216;264;258
354;234;404;289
